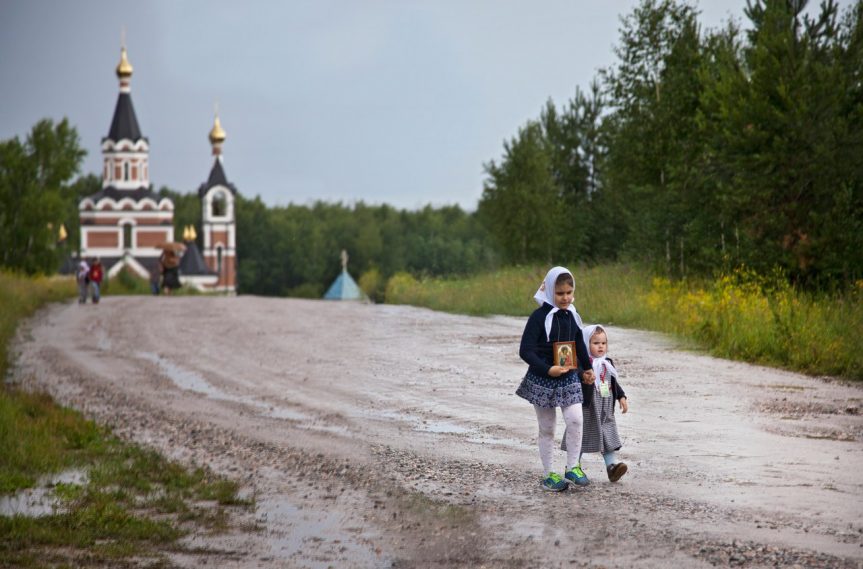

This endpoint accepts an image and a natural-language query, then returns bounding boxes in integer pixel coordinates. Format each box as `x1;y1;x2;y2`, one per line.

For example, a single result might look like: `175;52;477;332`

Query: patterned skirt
162;267;181;289
516;370;583;408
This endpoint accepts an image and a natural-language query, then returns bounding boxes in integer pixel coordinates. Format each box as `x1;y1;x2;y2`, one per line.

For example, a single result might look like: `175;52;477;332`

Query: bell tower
198;111;238;293
78;39;173;280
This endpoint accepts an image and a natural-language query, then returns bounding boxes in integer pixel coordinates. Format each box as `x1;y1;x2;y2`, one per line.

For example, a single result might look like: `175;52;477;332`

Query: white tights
533;404;583;475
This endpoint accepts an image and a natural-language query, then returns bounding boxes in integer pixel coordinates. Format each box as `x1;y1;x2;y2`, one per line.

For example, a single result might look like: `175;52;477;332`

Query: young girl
562;324;629;482
517;267;595;491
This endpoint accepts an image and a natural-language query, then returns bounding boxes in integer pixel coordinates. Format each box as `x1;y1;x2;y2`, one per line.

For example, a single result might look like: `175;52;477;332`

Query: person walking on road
88;258;104;304
562;324;629;482
516;266;595;491
76;258;90;305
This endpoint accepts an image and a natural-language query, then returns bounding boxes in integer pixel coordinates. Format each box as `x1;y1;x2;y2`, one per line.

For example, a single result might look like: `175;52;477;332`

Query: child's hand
548;366;566;378
582;369;595;385
620;397;628;413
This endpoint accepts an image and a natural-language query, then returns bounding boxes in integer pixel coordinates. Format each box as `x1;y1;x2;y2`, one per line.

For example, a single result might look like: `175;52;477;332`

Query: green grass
102;267;202;296
0;272;75;375
0;271;251;566
384;264;863;380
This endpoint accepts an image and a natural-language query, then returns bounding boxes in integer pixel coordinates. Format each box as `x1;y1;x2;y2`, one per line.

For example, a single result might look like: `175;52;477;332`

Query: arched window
123;223;133;249
123;162;130;181
211;193;226;217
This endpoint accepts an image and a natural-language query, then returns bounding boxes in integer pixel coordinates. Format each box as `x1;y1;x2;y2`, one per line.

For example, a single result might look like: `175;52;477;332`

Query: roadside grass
384;264;863;380
0;271;251;567
102;267;202;297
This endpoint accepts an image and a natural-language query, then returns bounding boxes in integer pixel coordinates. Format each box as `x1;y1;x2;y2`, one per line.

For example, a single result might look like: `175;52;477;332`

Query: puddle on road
419;421;470;434
95;331;112;352
370;410;531;449
137;352;352;436
466;435;531;448
138;353;528;447
257;494;387;569
0;469;88;517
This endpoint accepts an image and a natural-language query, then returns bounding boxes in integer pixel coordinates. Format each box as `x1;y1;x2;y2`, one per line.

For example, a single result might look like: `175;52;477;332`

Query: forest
479;0;863;288
1;0;861;294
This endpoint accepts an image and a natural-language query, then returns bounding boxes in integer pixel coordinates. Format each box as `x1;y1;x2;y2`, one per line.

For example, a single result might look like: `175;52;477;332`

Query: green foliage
358;267;385;302
479;0;863;290
0;271;76;375
65;173;101;253
159;185;202;246
0;119;86;274
234;198;498;296
478;85;607;265
0;389;101;493
109;267;152;295
602;0;704;274
384;264;863;380
384;265;652;320
693;0;863;285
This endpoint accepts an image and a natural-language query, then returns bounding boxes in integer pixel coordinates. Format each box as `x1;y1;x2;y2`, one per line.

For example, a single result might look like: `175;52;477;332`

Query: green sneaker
565;465;590;486
541;471;569;492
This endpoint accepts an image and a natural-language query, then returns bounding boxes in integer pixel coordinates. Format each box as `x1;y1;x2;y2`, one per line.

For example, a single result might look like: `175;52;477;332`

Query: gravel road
11;296;863;568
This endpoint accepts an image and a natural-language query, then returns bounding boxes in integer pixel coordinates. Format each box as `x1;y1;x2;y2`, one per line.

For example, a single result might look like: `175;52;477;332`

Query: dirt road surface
11;297;863;568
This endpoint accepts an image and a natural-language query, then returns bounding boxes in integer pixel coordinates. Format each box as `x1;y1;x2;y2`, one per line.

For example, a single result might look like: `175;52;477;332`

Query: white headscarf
77;259;90;280
582;324;618;387
533;266;584;341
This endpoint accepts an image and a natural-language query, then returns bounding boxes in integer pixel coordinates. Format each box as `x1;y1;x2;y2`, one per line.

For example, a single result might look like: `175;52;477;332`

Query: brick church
77;44;238;293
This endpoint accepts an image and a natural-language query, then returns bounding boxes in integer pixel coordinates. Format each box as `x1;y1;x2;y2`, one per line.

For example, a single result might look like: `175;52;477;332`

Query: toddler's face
589;332;608;358
554;283;574;310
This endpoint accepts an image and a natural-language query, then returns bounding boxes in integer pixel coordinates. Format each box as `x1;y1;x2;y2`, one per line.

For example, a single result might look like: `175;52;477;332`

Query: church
76;44;238;293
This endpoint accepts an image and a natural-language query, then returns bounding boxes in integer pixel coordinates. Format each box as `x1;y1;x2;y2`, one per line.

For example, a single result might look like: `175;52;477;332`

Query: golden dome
116;46;133;78
209;115;227;144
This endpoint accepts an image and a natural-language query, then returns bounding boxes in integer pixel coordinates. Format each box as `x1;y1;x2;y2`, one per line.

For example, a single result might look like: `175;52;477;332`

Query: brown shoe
607;462;628;482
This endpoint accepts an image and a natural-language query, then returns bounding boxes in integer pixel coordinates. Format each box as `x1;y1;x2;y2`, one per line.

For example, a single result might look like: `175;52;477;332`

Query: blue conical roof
323;269;366;300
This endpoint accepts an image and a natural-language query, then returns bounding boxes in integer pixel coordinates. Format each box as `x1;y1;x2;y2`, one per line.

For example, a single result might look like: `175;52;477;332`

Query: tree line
0;125;496;298
166;190;497;298
3;0;861;293
478;0;863;288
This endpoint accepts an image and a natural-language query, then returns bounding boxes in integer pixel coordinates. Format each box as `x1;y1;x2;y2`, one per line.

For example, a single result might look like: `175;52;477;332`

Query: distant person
76;258;90;304
516;266;595;492
88;258;104;304
561;325;629;482
150;266;161;295
160;250;181;295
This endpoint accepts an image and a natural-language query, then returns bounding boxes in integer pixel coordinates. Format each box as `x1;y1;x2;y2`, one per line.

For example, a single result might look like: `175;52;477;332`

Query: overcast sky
1;1;851;210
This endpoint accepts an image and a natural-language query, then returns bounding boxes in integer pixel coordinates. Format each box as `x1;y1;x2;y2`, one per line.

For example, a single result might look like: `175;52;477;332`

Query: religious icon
553;341;576;370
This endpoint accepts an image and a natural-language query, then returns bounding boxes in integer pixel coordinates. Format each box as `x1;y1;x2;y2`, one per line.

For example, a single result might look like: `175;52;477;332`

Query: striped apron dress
561;361;622;453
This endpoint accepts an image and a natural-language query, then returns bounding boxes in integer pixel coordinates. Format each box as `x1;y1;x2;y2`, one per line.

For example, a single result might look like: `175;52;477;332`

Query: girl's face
589;331;608;358
554;282;574;310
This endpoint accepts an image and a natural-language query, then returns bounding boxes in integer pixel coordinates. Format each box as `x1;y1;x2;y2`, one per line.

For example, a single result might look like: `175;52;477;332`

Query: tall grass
385;265;863;380
385;265;653;320
0;272;76;374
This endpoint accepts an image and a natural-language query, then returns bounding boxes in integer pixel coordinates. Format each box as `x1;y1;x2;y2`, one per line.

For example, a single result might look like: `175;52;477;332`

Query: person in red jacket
88;258;104;304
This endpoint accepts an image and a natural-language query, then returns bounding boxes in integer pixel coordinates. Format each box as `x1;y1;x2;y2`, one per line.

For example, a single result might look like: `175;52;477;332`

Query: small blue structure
323;250;366;301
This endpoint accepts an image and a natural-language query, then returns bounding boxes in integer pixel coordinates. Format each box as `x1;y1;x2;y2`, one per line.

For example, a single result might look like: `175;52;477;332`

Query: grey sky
1;1;849;210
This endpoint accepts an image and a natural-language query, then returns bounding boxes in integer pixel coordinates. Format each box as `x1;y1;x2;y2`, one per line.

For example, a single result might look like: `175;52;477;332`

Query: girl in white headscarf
562;324;629;482
516;267;595;491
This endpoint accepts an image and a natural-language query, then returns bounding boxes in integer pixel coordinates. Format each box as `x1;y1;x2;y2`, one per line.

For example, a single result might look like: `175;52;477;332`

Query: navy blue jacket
519;304;592;381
